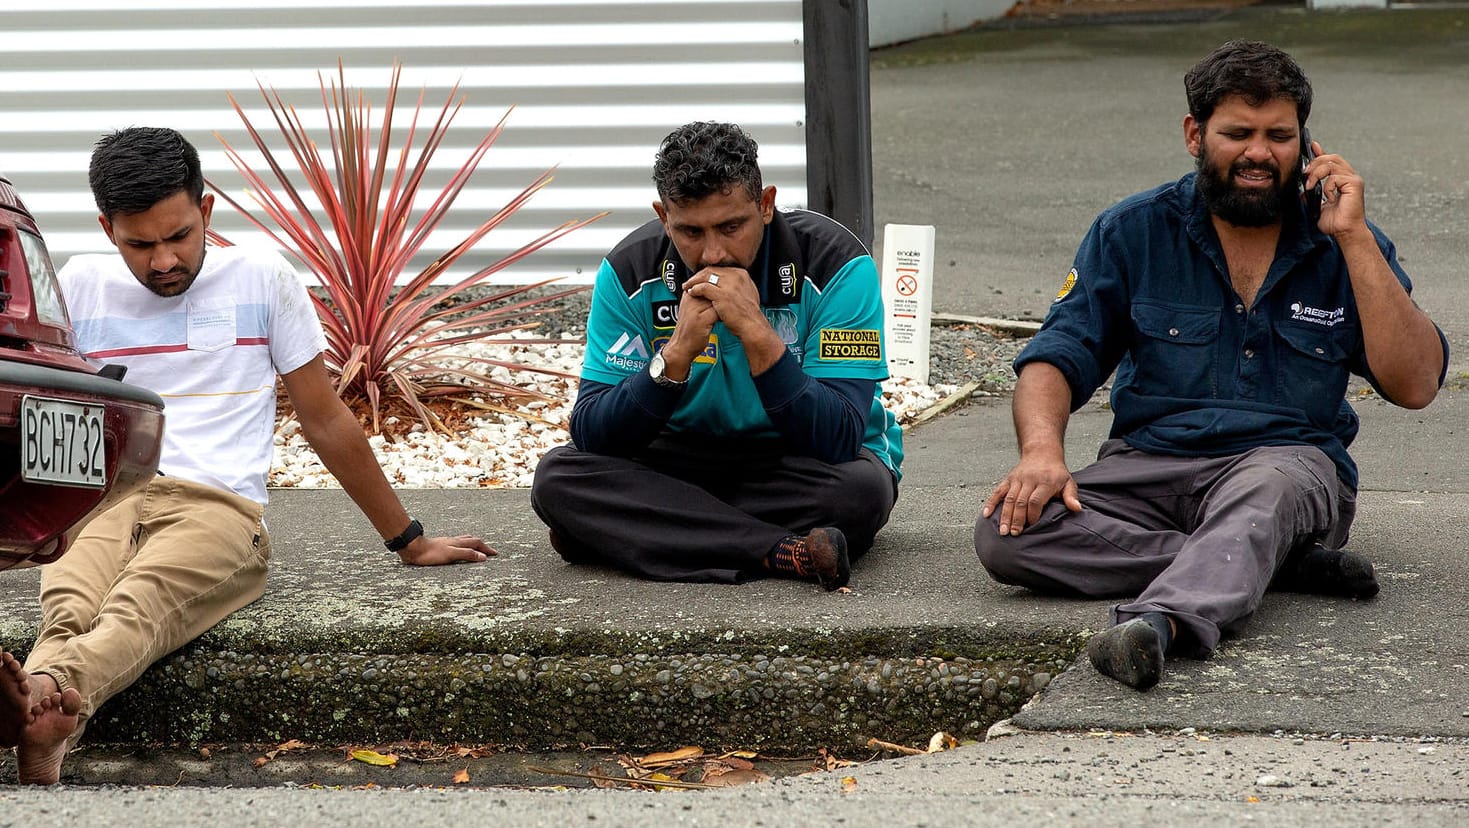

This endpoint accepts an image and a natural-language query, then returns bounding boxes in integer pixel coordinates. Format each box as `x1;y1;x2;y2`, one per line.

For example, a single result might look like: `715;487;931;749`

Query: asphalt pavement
2;6;1467;824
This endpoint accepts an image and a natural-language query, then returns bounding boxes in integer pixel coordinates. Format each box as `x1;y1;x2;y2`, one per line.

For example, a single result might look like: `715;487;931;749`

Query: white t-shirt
59;245;326;504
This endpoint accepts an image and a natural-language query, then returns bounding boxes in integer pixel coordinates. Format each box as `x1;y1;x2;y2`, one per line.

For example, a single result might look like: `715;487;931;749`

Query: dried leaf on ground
253;738;310;768
452;745;499;760
714;755;755;772
349;748;400;767
842;776;859;793
638;746;705;767
699;768;771;787
926;732;959;753
453;767;471;784
819;748;859;770
588;765;622;790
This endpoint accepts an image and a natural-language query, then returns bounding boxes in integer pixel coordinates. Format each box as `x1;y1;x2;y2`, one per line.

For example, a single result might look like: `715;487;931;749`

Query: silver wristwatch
648;352;688;389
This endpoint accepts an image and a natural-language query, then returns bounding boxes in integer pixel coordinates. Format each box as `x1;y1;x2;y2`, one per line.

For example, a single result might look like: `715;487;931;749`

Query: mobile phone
1300;127;1322;225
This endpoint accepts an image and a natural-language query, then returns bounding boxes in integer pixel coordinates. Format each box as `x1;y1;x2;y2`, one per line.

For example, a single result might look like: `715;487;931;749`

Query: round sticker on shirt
1054;268;1078;303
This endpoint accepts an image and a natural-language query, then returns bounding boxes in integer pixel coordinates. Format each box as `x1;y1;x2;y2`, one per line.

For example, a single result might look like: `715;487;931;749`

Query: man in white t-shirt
0;127;494;784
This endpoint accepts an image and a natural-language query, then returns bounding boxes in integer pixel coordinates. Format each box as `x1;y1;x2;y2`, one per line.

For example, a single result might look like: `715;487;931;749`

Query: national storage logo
818;328;881;361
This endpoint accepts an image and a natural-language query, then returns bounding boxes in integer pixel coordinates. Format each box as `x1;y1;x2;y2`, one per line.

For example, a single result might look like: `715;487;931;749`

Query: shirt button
1169;328;1180;337
1244;349;1255;359
1315;347;1325;355
1235;304;1245;314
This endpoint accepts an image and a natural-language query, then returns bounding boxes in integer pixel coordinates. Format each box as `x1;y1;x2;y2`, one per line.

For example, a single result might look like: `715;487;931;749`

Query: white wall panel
0;0;807;285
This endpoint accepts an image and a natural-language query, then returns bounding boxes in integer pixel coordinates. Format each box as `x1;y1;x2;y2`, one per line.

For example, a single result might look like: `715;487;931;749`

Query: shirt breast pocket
1274;321;1356;416
1130;302;1220;397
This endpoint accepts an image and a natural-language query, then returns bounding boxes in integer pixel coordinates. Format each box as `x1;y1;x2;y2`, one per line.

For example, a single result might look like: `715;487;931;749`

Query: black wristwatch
385;518;424;552
648;352;688;389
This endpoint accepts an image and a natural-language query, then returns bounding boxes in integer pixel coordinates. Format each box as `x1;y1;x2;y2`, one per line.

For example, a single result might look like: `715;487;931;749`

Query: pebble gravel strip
86;648;1069;750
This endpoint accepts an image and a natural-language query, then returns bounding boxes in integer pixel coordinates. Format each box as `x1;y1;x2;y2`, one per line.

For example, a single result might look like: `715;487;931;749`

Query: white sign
880;224;936;384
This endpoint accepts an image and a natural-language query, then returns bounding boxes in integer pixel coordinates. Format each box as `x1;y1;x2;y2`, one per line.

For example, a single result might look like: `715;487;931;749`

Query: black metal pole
803;0;874;250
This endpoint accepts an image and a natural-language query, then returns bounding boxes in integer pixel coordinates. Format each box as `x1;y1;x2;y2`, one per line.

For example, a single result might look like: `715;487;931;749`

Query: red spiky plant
208;62;603;433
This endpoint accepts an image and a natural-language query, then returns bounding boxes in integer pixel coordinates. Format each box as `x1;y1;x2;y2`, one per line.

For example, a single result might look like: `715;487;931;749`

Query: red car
0;173;164;570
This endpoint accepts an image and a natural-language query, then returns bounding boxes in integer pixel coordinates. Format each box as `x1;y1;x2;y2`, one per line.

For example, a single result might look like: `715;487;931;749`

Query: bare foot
0;650;32;747
17;685;81;785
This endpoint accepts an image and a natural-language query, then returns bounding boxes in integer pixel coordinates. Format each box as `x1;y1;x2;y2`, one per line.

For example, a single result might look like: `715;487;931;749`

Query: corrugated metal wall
0;0;807;285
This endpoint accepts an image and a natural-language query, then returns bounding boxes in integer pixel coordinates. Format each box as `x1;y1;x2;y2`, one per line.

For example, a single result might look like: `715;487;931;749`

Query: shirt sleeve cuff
751;348;807;409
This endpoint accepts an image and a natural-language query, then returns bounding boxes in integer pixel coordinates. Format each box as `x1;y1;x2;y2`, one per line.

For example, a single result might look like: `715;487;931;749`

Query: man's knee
825;460;896;538
529;446;574;516
973;512;1035;586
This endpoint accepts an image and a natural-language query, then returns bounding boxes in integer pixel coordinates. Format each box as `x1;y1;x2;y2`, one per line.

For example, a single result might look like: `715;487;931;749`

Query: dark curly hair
1184;40;1313;129
88;127;205;219
652;121;763;205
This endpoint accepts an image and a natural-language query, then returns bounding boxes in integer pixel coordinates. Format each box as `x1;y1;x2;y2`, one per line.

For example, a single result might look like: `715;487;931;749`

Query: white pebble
269;340;953;490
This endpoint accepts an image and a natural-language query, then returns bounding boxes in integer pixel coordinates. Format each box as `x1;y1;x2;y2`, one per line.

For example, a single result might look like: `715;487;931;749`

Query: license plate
21;395;107;488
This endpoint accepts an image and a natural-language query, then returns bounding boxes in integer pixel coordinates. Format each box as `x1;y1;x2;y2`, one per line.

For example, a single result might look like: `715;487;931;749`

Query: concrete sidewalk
0;384;1463;752
1;7;1467;807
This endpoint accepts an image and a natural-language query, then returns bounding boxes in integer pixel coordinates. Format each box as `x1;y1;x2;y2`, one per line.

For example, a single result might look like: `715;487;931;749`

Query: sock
1087;616;1168;691
1139;611;1175;653
1277;545;1380;600
767;535;817;578
764;528;850;591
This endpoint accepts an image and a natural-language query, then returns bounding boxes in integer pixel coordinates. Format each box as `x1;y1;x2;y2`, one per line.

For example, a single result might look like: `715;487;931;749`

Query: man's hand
982;454;1082;536
397;534;496;566
658;286;719;381
1304;142;1367;237
684;267;786;374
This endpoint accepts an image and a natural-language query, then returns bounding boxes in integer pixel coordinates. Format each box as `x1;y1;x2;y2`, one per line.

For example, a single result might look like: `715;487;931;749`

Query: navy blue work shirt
1016;172;1449;490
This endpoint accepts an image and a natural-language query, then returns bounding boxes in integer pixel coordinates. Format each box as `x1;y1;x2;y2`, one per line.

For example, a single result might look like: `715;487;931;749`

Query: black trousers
530;434;898;583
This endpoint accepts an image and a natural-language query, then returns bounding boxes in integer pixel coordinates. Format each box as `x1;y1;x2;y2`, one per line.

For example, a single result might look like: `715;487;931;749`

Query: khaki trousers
23;476;270;743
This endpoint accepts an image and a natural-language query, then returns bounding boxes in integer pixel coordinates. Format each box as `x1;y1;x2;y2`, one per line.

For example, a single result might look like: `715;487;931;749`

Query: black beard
1195;151;1296;228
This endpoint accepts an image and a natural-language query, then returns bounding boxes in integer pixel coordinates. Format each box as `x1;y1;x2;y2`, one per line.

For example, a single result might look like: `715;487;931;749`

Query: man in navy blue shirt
974;41;1447;690
532;122;902;590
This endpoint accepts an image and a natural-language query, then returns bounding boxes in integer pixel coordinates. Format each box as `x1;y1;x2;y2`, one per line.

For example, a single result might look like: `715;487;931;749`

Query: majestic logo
1054;268;1078;303
1289;302;1347;327
818;328;881;361
661;259;679;293
652;300;679;329
605;331;651;370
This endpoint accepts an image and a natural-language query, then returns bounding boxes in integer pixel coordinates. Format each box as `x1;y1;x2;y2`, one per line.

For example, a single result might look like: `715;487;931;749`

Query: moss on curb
52;629;1084;752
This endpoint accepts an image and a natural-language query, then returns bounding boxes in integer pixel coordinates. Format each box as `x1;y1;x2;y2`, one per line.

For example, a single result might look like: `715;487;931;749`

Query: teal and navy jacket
1017;172;1449;490
570;208;903;480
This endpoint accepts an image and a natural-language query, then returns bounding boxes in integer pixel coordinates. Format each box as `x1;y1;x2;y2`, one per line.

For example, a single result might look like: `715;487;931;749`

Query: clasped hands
659;266;782;379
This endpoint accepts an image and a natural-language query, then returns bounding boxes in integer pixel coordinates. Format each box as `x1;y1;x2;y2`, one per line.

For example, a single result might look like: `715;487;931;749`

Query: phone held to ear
1300;127;1323;225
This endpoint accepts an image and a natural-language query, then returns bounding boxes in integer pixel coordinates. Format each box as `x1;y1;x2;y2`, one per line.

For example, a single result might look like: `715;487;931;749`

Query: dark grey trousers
531;434;898;584
974;440;1355;656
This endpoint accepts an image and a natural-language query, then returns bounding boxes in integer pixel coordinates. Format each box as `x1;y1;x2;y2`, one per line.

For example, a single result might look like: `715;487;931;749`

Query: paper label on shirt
188;299;237;352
